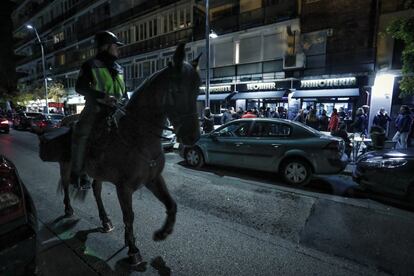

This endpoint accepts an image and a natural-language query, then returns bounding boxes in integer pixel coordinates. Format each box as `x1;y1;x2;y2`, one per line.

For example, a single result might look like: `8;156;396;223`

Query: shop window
213;66;236;78
240;0;262;13
143;61;150;77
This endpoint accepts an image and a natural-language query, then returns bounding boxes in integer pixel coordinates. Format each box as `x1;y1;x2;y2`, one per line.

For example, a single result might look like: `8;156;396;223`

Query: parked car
0;117;10;134
30;113;65;134
161;128;176;151
12;112;43;130
0;155;37;275
353;149;414;202
181;118;347;186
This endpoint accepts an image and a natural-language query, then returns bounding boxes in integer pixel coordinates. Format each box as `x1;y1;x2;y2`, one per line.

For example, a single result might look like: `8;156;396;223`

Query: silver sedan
181;118;347;186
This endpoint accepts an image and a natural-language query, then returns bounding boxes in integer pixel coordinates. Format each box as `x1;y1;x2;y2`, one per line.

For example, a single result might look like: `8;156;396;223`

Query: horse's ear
173;43;185;67
191;53;203;69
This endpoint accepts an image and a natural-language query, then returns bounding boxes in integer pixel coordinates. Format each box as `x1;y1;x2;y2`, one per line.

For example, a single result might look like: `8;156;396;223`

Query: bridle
119;63;198;140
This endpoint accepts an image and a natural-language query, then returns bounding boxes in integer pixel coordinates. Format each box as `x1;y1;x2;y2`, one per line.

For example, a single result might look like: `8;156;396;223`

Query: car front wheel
281;159;312;186
185;147;204;168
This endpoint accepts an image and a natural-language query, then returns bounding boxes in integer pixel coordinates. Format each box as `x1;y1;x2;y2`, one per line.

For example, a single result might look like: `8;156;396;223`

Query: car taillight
0;157;25;225
36;121;47;128
0;120;8;125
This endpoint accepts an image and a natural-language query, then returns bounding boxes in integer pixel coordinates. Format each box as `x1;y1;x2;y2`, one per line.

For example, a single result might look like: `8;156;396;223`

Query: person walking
351;108;365;134
242;109;257;118
305;109;319;129
221;108;233;124
372;108;391;132
392;105;412;149
319;110;329;131
293;109;306;123
202;107;214;133
70;31;127;189
328;108;340;132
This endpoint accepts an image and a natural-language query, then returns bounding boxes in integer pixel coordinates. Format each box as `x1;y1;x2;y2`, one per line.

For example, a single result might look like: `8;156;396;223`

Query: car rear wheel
185;147;204;168
281;159;312;186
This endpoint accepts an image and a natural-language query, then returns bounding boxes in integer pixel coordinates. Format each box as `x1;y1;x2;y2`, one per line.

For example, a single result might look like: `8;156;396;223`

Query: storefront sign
300;77;356;88
48;102;64;108
246;82;276;91
199;85;232;93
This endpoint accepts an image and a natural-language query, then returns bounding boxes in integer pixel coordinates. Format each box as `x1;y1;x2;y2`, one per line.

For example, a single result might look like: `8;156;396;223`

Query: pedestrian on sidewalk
242;109;257;118
328;108;340;132
305;109;319;129
392;105;412;149
319;110;329;131
373;108;391;133
202;107;214;133
351;108;365;134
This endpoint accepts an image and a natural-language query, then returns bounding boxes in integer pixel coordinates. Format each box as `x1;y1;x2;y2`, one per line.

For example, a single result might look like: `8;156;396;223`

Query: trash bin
370;126;386;150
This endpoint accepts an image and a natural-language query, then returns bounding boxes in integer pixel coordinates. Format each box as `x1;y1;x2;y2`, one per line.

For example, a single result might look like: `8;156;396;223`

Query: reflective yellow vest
90;59;125;100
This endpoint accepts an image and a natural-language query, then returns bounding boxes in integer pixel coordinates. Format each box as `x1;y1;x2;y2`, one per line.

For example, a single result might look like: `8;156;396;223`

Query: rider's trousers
71;101;100;175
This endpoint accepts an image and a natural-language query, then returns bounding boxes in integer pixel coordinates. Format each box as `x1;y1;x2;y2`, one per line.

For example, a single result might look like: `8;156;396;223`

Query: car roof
231;118;293;124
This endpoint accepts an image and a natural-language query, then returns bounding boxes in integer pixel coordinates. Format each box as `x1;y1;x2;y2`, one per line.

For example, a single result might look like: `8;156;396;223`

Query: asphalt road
1;129;413;276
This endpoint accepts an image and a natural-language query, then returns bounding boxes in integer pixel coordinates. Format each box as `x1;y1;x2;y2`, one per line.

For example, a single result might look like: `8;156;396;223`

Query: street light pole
27;25;49;114
205;0;210;108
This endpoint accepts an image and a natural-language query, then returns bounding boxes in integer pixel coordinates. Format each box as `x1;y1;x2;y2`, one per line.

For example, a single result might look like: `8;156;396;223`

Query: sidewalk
36;218;99;276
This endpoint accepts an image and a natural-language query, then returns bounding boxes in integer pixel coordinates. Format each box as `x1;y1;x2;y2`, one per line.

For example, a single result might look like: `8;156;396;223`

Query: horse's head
161;43;201;146
126;43;201;146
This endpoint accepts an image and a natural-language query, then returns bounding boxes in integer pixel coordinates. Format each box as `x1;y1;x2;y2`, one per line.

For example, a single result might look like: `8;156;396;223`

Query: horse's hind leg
146;175;177;241
116;185;143;266
92;180;114;233
59;162;73;217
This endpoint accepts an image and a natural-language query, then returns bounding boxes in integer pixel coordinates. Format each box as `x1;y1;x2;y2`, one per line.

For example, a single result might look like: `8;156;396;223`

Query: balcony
119;28;193;59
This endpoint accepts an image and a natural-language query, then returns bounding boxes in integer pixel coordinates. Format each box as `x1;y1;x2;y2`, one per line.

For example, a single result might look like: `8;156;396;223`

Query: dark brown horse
57;44;201;265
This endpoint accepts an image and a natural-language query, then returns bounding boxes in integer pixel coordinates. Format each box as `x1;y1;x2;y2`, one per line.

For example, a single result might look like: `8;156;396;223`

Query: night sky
0;1;17;97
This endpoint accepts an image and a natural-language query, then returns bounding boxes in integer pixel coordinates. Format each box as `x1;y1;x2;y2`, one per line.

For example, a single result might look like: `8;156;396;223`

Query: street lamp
205;0;219;108
27;24;49;114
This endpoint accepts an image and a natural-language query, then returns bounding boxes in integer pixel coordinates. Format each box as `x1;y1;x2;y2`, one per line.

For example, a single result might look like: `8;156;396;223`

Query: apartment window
57;54;65;65
53;32;65;44
143;61;150;76
173;10;178;30
163;15;168;33
180;9;185;28
140;24;144;40
149;21;153;37
186;7;191;26
153;19;158;36
240;0;262;13
143;22;147;39
169;13;173;32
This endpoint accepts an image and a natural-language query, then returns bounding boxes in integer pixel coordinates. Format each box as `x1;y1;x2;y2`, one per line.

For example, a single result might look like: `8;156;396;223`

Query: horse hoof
129;253;144;266
153;229;173;241
102;221;114;233
64;208;74;218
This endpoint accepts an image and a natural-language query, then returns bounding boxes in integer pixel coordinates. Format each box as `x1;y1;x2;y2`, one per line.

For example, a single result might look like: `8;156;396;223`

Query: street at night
1;129;413;275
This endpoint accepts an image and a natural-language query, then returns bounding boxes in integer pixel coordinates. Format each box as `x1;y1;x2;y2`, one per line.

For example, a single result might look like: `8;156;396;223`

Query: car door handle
271;144;281;148
234;142;243;147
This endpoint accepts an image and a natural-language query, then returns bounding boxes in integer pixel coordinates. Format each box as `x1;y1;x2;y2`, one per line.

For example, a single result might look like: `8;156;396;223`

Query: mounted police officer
71;31;127;189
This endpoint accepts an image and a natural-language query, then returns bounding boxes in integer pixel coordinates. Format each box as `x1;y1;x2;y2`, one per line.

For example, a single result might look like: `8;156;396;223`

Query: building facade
12;0;413;127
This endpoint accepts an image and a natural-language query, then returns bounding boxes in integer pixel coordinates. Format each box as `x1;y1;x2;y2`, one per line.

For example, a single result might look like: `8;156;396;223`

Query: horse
56;43;201;265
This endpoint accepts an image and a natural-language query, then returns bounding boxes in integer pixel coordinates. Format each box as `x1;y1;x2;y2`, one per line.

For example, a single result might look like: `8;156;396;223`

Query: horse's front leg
92;180;114;232
116;185;142;265
145;175;177;241
59;162;73;217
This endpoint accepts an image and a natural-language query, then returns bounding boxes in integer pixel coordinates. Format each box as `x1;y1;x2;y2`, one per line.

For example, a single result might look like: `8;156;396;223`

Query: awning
197;93;231;101
231;91;285;100
292;88;360;98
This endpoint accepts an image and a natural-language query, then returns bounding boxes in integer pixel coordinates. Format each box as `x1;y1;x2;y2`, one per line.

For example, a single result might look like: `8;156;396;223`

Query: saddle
39;104;126;162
